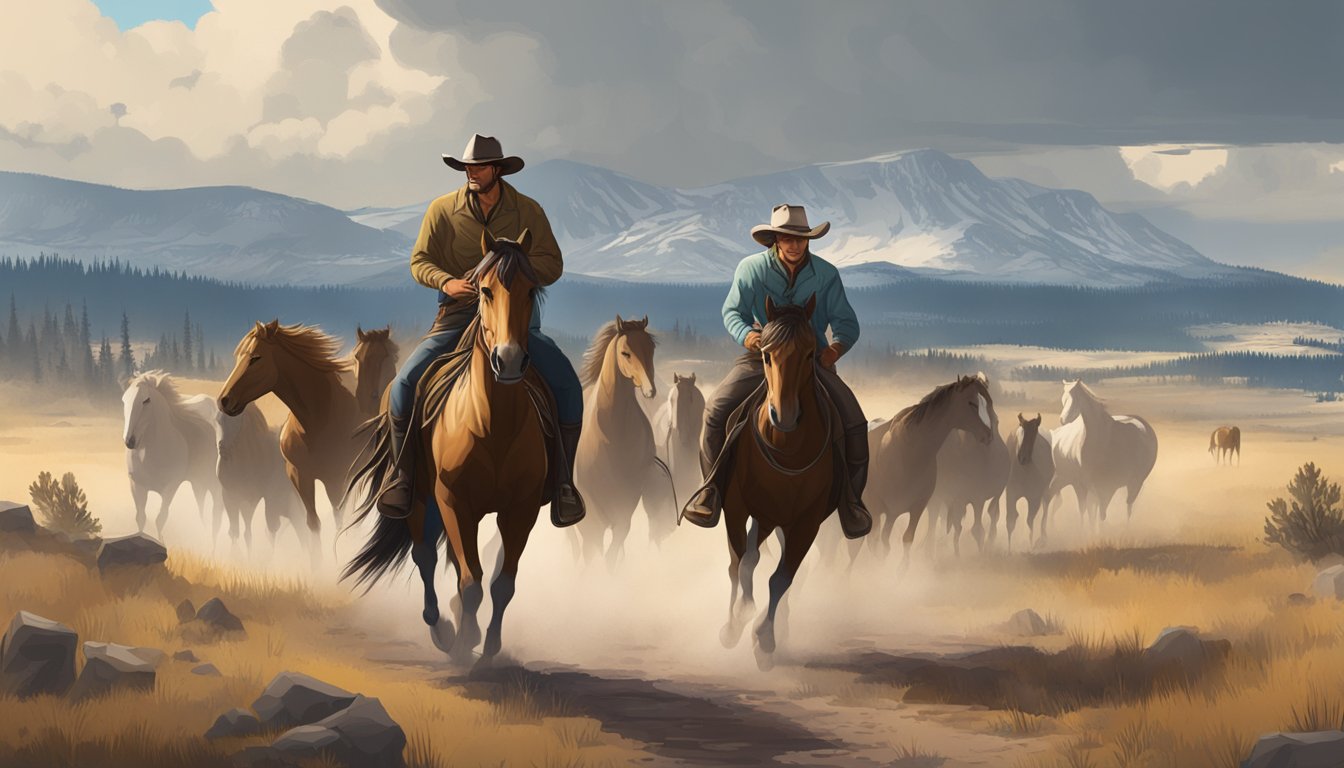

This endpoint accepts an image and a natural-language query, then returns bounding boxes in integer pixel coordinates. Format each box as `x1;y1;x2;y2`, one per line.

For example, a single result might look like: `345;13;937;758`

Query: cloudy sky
3;0;1343;278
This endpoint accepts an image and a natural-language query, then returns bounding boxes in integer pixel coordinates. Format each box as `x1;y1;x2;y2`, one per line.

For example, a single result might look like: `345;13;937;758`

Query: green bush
28;471;102;539
1263;462;1344;561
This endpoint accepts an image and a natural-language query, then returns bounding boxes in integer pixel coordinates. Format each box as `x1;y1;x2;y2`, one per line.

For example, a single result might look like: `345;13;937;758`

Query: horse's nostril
520;353;531;370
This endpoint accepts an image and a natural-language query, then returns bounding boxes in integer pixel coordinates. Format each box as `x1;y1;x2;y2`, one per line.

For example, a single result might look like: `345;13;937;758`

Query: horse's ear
356;325;367;341
254;320;265;337
639;315;649;329
615;315;624;329
482;228;497;256
765;296;778;321
1017;412;1026;425
803;293;817;320
673;373;681;384
264;319;279;337
516;228;532;255
1035;412;1042;422
688;372;696;384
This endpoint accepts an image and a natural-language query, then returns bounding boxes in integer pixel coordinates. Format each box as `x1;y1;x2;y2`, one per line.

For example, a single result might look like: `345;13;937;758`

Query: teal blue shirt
722;248;860;350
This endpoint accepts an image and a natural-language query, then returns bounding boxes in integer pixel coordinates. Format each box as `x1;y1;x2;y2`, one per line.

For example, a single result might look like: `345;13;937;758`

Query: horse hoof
753;644;775;672
754;622;776;654
720;621;744;649
423;606;440;626
429;619;456;655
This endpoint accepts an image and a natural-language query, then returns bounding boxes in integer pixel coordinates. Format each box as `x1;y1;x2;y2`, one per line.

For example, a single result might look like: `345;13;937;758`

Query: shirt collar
768;246;815;281
455;179;515;215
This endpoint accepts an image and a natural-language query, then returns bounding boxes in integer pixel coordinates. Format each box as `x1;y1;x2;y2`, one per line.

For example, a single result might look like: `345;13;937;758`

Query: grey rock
1288;592;1314;606
0;501;36;534
70;641;159;699
206;707;261;740
192;663;222;677
272;725;342;755
1007;608;1049;636
173;649;199;663
67;536;102;560
1145;626;1229;671
96;533;167;572
196;598;245;634
1245;730;1344;768
252;671;357;729
176;599;197;623
312;695;407;768
1311;565;1344;601
0;611;78;698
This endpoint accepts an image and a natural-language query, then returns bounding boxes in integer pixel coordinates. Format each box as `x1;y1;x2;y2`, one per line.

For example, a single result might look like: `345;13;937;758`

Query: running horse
352;325;399;421
718;295;838;669
344;230;552;663
1209;425;1240;466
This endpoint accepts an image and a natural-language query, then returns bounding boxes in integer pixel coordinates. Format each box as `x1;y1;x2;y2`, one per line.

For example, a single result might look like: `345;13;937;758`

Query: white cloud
1119;144;1230;192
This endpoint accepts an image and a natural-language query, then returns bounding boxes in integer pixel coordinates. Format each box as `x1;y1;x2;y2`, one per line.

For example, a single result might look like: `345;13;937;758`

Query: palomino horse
213;403;310;562
122;371;220;538
718;296;840;669
217;321;361;542
1048;380;1159;528
345;231;552;663
1209;426;1240;465
863;375;995;567
927;375;1010;556
352;325;399;421
653;372;705;510
574;316;675;564
1005;413;1054;547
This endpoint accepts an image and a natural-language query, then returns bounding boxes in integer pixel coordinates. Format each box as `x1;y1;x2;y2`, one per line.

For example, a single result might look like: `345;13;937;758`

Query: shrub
1263;462;1344;561
28;470;102;538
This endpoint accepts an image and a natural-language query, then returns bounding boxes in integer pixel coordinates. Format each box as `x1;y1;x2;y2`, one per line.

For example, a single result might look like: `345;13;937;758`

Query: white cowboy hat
442;134;525;176
750;204;831;247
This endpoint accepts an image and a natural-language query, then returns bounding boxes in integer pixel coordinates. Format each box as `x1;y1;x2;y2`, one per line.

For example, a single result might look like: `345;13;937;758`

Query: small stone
0;502;36;534
206;707;261;740
1288;592;1313;606
1006;608;1049;636
1245;730;1344;768
192;663;222;677
0;611;78;698
174;649;200;663
176;600;197;624
251;671;357;729
70;641;159;699
1311;565;1344;601
195;598;245;634
312;695;407;768
97;533;168;572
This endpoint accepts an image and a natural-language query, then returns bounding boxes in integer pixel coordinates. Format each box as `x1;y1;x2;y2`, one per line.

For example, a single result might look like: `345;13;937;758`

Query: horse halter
750;379;833;476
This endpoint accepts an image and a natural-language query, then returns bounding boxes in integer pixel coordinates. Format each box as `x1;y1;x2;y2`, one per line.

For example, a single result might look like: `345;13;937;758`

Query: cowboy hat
750;204;830;247
442;134;525;176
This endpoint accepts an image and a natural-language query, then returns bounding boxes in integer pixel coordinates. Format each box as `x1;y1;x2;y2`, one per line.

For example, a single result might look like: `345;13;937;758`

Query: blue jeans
389;316;583;427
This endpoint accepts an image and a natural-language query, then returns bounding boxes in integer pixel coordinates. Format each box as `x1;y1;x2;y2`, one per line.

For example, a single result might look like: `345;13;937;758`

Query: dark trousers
701;352;868;478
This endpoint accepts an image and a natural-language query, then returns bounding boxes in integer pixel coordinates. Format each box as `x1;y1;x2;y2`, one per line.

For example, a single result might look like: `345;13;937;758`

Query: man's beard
469;175;498;195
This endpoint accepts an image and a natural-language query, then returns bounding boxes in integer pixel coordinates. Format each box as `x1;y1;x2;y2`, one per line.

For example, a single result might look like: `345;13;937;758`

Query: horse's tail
339;411;413;590
651;455;677;517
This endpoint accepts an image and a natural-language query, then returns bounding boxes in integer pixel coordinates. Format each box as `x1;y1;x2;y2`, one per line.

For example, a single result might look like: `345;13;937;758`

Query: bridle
750;375;832;477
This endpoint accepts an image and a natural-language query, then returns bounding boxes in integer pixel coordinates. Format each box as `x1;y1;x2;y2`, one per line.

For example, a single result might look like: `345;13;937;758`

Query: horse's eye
621;350;631;359
763;352;772;366
142;397;151;405
481;287;494;301
249;355;261;364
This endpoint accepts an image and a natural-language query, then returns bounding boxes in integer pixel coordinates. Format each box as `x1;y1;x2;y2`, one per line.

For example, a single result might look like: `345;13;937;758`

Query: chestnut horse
344;230;550;664
718;295;837;669
218;321;361;546
1209;426;1240;465
352;325;399;421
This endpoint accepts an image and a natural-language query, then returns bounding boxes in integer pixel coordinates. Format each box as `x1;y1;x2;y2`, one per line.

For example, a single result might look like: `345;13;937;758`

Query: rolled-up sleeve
826;269;860;349
722;259;756;346
410;200;455;291
521;200;564;286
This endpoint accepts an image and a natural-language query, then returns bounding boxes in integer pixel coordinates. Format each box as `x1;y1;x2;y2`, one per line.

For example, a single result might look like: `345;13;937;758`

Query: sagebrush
1263;462;1344;561
28;470;102;538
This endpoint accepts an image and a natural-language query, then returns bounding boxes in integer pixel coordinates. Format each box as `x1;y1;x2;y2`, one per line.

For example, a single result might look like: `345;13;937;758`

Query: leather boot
551;423;586;527
837;426;872;539
681;442;727;528
376;412;414;518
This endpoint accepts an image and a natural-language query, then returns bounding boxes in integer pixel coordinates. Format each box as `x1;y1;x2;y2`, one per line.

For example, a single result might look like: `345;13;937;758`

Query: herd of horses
116;236;1242;667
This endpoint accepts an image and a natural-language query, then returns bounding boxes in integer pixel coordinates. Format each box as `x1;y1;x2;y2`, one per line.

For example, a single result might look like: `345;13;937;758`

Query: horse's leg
951;502;966;558
986;494;1002;549
483;500;540;660
1125;483;1143;521
755;518;820;669
605;507;633;574
1004;493;1019;550
223;499;239;558
901;507;924;573
156;483;181;539
739;518;763;608
720;506;750;648
131;481;149;534
879;506;899;557
443;501;484;664
286;463;322;540
321;475;346;531
971;498;988;552
413;490;454;654
241;500;255;557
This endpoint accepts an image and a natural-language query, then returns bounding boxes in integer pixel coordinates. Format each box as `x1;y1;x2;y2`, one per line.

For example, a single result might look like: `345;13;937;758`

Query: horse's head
760;295;818;433
1016;412;1042;465
614;315;657;399
474;229;540;385
121;373;168;450
670;372;703;434
353;325;398;410
219;320;283;416
947;374;994;444
1060;378;1096;425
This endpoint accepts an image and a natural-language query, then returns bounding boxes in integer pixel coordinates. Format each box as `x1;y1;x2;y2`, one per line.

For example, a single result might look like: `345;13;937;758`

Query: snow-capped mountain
0;172;410;286
362;151;1233;286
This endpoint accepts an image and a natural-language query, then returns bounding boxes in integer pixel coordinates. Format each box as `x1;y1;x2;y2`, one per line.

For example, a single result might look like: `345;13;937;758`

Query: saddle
686;376;847;514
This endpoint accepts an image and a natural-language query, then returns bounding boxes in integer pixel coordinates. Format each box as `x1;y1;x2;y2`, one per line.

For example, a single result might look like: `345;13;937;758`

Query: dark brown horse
1210;426;1240;465
718;295;836;669
344;230;549;664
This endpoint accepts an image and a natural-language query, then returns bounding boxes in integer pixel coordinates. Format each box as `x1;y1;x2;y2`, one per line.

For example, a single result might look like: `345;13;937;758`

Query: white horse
122;371;221;538
1047;380;1158;529
652;372;705;510
213;403;311;563
1005;412;1055;547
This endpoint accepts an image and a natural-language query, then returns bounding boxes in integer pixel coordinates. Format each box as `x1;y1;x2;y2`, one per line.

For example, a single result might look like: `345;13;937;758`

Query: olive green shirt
409;180;564;293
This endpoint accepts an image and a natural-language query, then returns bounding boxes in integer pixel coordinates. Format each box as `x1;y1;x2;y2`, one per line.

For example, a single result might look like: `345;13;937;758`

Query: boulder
1288;592;1314;606
196;598;245;634
173;649;200;663
67;536;103;560
176;600;197;624
70;641;160;699
1007;609;1049;636
311;695;407;768
1245;730;1344;768
193;663;222;677
0;501;36;534
1311;565;1344;601
206;707;262;740
0;611;78;697
252;672;357;729
97;533;167;572
1144;626;1229;672
272;725;342;756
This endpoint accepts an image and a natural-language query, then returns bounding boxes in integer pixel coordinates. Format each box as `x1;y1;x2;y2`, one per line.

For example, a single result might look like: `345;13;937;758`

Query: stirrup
551;484;586;528
681;486;722;529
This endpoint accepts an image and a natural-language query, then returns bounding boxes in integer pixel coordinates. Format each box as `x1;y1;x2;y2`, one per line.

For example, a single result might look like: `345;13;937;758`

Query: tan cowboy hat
442;134;525;175
750;204;830;247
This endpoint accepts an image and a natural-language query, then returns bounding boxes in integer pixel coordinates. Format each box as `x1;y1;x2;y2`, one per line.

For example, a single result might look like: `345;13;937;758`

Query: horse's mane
580;318;657;388
470;238;546;303
239;322;351;373
895;374;991;426
759;304;813;353
1069;379;1106;406
131;370;214;430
